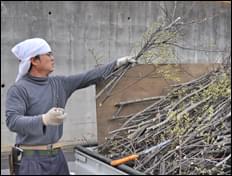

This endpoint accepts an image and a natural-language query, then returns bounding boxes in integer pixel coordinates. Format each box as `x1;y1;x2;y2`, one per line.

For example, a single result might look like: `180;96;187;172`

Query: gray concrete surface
1;1;231;151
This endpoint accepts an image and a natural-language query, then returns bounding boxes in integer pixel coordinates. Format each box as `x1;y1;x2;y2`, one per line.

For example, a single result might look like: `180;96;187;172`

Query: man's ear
30;57;40;66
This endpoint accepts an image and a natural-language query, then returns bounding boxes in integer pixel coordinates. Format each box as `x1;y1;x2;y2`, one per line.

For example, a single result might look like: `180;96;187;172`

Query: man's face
32;52;55;75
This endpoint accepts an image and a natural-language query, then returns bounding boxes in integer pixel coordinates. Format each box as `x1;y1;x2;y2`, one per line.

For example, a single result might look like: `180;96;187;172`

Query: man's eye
47;52;53;56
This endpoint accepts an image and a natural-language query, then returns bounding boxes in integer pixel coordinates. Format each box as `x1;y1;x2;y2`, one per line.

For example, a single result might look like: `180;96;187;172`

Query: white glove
116;56;136;68
42;107;67;126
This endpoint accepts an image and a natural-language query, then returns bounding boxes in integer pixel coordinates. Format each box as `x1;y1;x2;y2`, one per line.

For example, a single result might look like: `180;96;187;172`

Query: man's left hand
116;56;136;68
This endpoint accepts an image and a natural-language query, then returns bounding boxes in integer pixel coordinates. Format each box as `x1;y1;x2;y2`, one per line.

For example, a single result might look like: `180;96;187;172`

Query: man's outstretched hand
116;56;137;68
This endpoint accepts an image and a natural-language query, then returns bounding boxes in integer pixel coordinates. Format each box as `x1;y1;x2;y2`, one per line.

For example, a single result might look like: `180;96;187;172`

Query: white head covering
11;38;51;82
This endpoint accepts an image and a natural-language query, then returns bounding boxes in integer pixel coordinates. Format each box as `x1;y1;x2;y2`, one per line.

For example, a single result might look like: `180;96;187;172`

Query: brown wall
96;64;219;144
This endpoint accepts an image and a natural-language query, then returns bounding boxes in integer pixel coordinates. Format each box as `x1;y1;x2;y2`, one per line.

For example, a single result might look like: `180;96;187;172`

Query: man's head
29;51;55;76
11;38;53;82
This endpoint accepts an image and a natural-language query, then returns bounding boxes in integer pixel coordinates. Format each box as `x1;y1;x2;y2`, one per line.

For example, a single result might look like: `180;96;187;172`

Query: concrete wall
1;1;231;151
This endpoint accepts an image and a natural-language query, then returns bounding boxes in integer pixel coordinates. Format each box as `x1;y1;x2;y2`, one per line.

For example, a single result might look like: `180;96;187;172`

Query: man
5;38;135;175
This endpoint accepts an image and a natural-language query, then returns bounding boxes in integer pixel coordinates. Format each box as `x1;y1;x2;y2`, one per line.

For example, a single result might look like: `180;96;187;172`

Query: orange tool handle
110;154;139;166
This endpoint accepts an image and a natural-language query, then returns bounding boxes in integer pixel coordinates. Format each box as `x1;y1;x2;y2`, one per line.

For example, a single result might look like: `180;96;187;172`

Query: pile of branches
97;68;231;175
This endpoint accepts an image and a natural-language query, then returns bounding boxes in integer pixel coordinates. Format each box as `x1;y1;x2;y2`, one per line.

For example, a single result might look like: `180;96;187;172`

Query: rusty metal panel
96;64;219;144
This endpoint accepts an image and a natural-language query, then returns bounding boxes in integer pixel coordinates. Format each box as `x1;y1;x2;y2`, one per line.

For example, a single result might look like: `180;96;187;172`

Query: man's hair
28;55;40;72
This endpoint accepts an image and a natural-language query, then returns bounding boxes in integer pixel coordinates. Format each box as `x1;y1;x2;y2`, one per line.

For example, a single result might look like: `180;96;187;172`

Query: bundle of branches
97;69;231;175
96;17;183;105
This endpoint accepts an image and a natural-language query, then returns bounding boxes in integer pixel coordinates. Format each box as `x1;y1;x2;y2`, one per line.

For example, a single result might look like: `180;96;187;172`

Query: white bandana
11;38;51;82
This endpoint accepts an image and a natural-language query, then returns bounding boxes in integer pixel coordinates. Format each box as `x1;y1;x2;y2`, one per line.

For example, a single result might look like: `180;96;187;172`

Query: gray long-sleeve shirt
6;60;117;145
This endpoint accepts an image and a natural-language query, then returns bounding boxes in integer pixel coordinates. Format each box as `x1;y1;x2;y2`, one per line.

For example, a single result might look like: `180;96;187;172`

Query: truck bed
72;145;143;175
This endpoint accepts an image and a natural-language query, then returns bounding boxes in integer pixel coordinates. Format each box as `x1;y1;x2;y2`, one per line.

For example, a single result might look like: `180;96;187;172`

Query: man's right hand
42;107;67;126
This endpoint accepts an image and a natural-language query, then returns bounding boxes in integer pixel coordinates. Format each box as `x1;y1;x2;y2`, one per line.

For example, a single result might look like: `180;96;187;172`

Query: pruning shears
110;139;171;166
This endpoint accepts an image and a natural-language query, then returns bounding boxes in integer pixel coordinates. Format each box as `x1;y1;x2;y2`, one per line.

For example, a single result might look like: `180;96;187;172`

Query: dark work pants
15;149;70;175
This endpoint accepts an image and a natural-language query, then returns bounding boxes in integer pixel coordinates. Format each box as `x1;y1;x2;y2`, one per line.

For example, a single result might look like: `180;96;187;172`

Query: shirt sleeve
5;85;45;136
61;60;117;98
